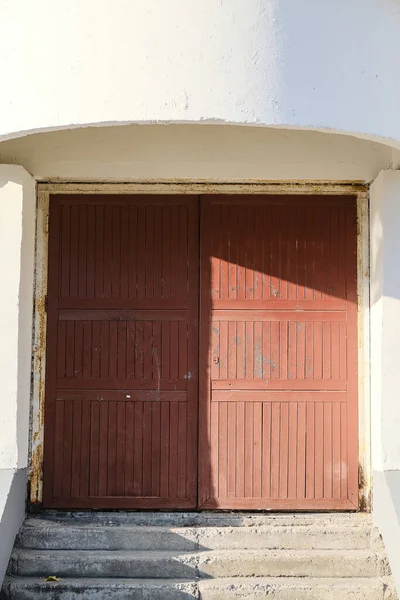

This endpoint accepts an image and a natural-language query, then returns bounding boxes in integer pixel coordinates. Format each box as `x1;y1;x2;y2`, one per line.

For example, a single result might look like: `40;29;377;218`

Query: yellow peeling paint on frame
29;180;371;508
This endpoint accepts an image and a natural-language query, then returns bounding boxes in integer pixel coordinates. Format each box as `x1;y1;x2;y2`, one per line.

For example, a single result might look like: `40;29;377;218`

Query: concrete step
29;511;372;528
9;548;384;579
18;520;372;551
0;576;393;600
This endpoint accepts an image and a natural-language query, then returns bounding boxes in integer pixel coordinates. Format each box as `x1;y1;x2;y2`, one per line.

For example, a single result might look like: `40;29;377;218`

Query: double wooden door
43;194;358;510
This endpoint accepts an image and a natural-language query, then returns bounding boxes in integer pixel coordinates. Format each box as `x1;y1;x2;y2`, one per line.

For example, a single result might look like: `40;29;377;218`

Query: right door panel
198;195;358;510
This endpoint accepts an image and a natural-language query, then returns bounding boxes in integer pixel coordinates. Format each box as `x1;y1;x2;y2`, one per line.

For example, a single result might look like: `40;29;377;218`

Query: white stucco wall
370;170;400;593
0;124;394;183
1;0;400;147
0;166;36;584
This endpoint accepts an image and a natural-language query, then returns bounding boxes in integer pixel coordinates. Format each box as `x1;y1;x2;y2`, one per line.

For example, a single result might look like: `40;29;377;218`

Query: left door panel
43;195;199;509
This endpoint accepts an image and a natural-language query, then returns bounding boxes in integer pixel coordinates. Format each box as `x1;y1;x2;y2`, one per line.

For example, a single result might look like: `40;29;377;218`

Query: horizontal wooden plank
212;379;346;391
48;496;197;509
211;391;346;402
51;194;194;207
58;298;188;310
56;390;187;403
211;299;346;311
200;497;357;510
202;194;356;207
59;309;188;321
211;310;346;322
57;378;187;390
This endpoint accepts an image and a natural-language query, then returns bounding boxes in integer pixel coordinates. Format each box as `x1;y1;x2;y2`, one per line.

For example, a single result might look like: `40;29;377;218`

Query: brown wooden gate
43;195;199;508
198;195;358;509
43;193;358;510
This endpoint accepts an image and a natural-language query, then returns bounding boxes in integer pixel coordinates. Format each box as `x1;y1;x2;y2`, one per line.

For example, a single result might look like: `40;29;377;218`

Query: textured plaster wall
0;166;36;584
370;170;400;593
1;0;400;146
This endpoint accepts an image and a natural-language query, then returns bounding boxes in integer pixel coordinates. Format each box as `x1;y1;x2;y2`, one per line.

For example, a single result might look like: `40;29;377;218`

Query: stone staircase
1;512;397;599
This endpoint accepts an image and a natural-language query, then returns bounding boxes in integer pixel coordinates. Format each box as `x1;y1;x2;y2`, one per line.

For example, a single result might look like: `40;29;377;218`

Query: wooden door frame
29;181;370;511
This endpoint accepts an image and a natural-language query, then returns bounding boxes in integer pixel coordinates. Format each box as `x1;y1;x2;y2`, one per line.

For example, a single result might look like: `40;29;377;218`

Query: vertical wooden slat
340;403;348;499
246;321;254;379
120;205;129;300
235;402;245;498
236;322;245;379
109;321;118;379
219;321;228;380
227;403;236;497
169;402;179;498
103;205;112;298
314;403;324;499
254;321;263;379
61;399;73;498
89;401;100;497
116;402;126;496
306;402;315;499
71;406;82;492
288;322;297;379
100;321;110;379
126;321;135;379
219;402;228;498
210;402;220;500
74;322;83;378
304;207;314;299
136;206;146;299
279;403;289;499
94;205;104;299
145;206;155;299
111;206;121;298
160;402;170;498
60;204;71;298
142;402;153;496
128;205;138;299
253;402;262;497
78;205;87;299
220;205;230;300
143;321;153;380
124;402;135;496
133;402;143;497
297;321;306;380
324;402;333;498
323;322;331;379
170;321;179;380
79;401;91;497
57;321;66;378
152;402;161;497
288;402;298;498
271;322;280;379
170;205;179;298
177;403;187;498
262;402;271;498
69;205;79;298
154;206;163;299
270;403;280;499
332;402;341;498
134;322;144;379
98;402;109;496
229;206;238;300
279;322;288;379
82;322;92;378
107;401;117;496
245;206;255;299
53;402;64;497
162;206;171;299
297;402;306;499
